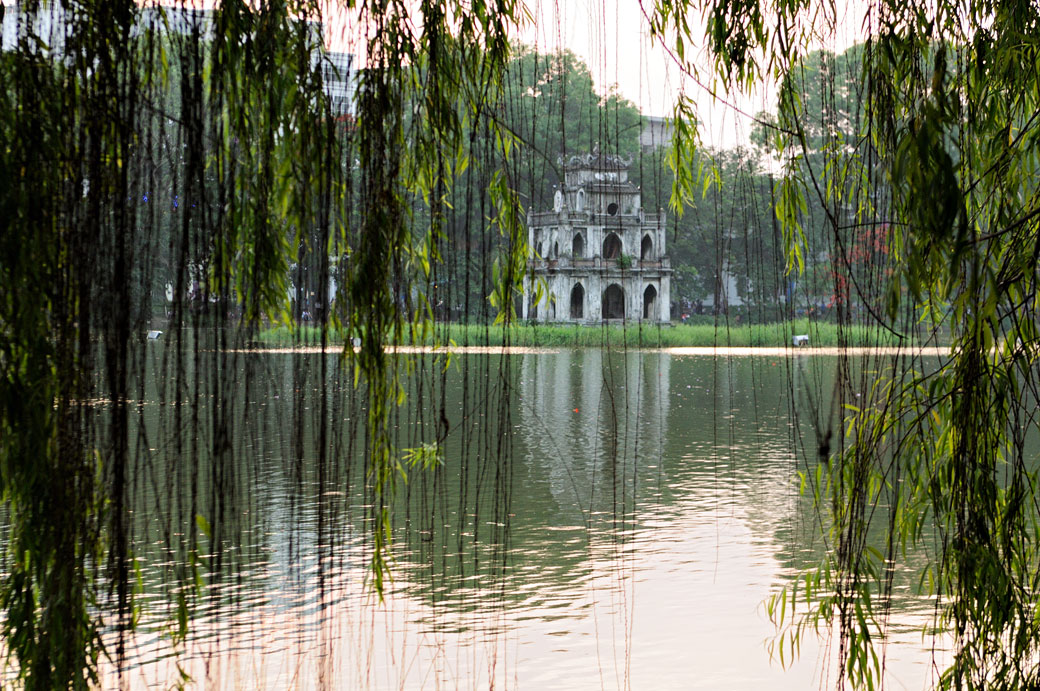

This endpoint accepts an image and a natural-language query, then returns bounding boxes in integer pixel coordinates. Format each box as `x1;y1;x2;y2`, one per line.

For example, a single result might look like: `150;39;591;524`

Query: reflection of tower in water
517;350;671;523
515;350;672;685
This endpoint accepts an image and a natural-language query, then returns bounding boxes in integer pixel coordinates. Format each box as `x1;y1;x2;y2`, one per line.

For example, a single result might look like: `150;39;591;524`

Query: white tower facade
523;153;672;324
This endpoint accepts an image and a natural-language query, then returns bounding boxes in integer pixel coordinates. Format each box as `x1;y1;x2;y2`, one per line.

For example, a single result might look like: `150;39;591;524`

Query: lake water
99;348;947;689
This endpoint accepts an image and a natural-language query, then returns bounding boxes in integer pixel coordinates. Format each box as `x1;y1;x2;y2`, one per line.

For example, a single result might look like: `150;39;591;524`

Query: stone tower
523;152;671;323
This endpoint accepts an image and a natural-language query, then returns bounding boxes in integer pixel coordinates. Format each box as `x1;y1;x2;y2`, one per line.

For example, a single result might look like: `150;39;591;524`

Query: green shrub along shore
257;319;908;348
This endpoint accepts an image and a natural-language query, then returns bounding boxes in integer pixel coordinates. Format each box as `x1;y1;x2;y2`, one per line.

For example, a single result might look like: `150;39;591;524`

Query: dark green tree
500;46;643;210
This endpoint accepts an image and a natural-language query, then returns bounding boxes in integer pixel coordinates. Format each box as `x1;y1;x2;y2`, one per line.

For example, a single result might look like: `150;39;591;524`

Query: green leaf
196;513;211;539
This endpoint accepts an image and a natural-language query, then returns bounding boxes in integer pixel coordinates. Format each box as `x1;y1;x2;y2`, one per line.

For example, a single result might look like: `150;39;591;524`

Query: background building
639;115;672;152
323;50;355;116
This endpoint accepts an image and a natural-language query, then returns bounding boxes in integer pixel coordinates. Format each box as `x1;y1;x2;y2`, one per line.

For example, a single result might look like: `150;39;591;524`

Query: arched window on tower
572;233;585;258
641;234;653;260
603;284;625;319
602;233;622;259
570;283;584;319
643;284;658;320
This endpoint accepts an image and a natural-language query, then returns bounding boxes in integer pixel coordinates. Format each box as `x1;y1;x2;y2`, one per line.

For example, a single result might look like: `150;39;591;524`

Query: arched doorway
602;233;622;259
572;232;585;258
641;234;653;260
570;283;584;319
643;285;657;320
603;284;625;319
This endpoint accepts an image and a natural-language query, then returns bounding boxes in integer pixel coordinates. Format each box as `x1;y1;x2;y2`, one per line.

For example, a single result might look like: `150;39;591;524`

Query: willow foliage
652;0;1040;687
0;0;526;686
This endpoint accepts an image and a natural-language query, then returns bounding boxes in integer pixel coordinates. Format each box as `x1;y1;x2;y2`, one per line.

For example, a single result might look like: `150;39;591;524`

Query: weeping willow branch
650;0;1040;688
1;0;528;684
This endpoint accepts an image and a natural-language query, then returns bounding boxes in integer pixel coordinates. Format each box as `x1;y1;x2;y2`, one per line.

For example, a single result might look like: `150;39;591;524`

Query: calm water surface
104;349;947;689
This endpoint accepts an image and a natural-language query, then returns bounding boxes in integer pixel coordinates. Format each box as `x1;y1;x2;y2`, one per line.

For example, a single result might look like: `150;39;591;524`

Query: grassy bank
258;319;906;348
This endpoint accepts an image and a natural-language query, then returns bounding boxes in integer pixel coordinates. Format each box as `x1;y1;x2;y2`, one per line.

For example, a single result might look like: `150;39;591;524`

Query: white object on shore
793;334;810;347
147;330;163;340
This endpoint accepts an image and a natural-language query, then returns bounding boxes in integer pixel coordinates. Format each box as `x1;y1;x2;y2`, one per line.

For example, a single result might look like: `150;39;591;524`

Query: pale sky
323;0;758;146
514;0;871;149
519;0;766;149
520;0;681;116
320;0;756;148
322;0;871;150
